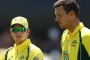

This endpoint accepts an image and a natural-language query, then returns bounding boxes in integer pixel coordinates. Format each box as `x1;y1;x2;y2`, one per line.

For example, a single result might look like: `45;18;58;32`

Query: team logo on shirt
33;56;39;60
71;40;77;47
19;55;24;60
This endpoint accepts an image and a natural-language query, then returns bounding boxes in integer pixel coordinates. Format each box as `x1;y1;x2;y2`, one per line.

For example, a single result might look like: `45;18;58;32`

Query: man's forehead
55;6;65;12
55;6;66;15
12;24;23;27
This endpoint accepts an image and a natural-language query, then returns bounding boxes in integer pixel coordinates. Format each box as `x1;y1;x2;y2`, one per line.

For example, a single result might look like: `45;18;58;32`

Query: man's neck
16;38;28;46
68;19;80;35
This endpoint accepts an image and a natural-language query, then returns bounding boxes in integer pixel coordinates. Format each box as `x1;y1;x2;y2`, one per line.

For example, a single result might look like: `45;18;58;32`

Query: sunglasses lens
12;27;26;33
19;27;26;32
12;27;18;33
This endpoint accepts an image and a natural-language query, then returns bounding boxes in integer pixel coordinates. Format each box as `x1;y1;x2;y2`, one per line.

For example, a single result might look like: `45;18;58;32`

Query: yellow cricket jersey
61;22;90;60
0;39;43;60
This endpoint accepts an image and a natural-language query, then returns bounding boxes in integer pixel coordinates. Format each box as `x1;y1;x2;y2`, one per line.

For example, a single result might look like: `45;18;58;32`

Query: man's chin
60;26;66;29
15;39;23;43
15;38;22;41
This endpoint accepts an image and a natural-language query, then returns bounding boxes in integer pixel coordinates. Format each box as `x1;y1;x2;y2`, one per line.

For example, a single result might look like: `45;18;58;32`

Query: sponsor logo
33;56;39;60
64;50;69;60
19;55;24;60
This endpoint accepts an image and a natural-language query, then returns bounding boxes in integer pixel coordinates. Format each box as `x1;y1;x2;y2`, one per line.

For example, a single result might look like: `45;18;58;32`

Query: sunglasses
11;27;27;33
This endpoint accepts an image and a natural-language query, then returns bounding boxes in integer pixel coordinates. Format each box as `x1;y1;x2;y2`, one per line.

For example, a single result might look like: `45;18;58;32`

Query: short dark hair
54;0;80;17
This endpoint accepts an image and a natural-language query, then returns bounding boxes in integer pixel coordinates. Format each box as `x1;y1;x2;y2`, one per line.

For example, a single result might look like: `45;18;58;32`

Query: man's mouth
16;36;21;38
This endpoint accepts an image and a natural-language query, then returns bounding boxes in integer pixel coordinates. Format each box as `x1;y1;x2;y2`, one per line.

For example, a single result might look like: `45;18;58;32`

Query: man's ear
69;10;75;20
27;29;30;35
69;11;75;17
10;28;13;36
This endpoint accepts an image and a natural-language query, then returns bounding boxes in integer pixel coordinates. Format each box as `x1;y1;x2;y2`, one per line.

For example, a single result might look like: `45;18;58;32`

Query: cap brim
10;23;25;28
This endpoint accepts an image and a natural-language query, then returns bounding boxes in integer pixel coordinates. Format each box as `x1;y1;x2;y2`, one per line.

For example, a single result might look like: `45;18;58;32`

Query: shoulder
7;47;13;51
30;44;42;53
29;44;43;57
0;47;13;60
80;27;90;43
81;27;90;37
5;47;13;55
80;27;90;55
29;44;43;60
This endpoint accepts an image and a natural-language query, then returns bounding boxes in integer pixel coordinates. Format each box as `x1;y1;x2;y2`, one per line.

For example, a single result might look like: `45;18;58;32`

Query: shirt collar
67;22;84;36
14;39;31;53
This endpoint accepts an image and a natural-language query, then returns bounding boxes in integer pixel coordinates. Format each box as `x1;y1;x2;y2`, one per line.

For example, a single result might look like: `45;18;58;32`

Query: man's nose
17;30;21;34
